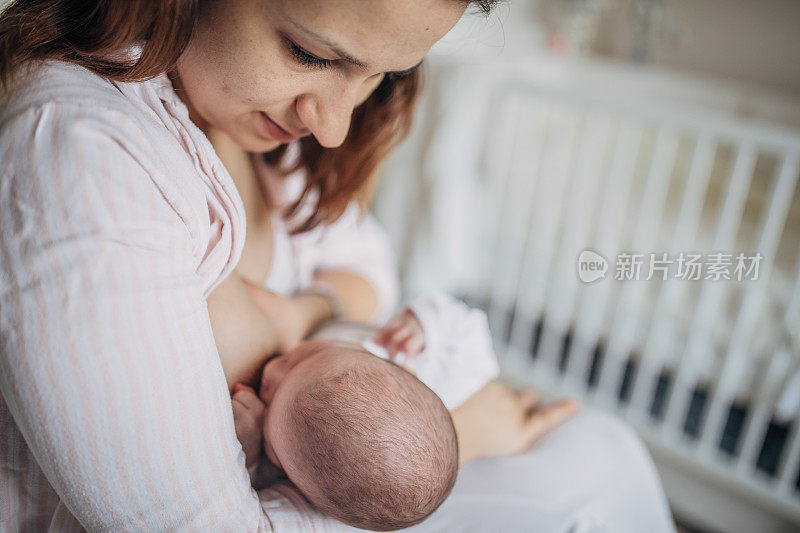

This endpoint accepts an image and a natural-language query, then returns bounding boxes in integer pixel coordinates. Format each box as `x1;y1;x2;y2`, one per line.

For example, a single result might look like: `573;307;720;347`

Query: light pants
408;408;676;533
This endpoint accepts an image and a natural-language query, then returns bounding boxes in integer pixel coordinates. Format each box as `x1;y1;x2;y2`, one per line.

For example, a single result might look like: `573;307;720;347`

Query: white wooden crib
375;54;800;533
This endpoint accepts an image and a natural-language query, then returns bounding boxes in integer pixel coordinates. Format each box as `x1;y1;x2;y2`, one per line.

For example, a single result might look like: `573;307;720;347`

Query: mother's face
175;0;465;152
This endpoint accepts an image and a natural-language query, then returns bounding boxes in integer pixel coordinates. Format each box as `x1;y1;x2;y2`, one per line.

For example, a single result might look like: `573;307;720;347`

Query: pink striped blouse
0;61;359;531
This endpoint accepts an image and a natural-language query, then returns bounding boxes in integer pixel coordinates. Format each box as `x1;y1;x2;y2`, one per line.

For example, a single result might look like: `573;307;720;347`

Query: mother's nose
295;81;364;149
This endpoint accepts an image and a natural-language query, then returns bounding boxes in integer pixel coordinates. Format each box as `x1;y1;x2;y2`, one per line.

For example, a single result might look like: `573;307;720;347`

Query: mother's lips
259;112;301;143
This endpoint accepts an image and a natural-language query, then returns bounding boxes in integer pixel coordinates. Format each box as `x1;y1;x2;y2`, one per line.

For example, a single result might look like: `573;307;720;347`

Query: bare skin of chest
207;128;275;286
238;210;274;287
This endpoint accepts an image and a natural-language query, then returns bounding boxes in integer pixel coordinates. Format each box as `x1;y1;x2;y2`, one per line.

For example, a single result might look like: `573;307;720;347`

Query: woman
0;0;673;531
0;0;583;530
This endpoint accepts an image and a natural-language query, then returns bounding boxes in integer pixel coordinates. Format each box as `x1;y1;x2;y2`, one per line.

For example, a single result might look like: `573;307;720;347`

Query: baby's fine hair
285;358;459;531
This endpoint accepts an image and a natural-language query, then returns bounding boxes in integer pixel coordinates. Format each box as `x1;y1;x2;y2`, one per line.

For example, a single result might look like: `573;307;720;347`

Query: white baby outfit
323;293;500;410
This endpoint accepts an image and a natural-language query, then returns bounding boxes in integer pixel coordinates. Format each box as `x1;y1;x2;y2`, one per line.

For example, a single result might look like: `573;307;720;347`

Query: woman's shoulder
1;60;139;122
0;61;167;186
0;60;167;167
0;62;174;217
0;61;247;296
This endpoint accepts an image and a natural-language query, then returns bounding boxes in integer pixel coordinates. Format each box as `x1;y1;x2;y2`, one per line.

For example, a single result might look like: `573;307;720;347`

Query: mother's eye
284;38;331;70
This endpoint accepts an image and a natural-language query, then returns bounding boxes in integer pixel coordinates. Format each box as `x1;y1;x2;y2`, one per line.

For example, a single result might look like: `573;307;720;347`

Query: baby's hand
231;383;266;468
374;308;425;359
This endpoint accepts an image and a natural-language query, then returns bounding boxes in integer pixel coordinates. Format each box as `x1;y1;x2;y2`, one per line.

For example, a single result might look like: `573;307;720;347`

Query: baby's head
259;339;458;531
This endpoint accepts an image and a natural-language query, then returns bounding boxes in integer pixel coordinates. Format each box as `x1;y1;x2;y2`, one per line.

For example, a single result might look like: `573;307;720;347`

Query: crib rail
480;80;800;530
379;59;800;532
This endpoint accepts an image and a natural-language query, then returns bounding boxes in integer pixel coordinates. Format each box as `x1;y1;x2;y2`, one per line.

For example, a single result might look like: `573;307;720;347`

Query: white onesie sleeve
401;293;500;409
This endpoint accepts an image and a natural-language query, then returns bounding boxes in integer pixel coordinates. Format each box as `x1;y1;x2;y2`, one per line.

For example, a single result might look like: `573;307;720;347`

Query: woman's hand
451;381;580;465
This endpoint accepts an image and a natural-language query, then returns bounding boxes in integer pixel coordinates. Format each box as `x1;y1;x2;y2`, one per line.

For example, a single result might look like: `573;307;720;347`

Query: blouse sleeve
0;104;357;531
292;202;401;323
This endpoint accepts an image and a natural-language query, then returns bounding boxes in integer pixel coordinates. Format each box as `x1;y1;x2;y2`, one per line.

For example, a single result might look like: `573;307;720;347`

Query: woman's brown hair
0;0;499;232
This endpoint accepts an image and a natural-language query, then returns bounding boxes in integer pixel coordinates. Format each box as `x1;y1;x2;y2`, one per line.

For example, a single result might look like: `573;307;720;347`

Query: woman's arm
277;202;400;344
0;104;357;531
313;269;379;322
238;207;396;351
239;270;377;350
298;204;400;323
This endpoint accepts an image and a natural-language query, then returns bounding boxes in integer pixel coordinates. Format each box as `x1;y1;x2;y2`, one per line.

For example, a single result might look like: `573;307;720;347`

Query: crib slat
510;103;578;363
594;128;680;403
514;106;582;368
480;93;524;289
778;285;800;492
567;121;644;402
777;249;800;490
778;419;800;494
700;153;800;458
778;353;800;492
738;347;793;477
481;94;522;238
780;215;800;353
661;143;758;437
486;97;544;339
627;136;718;419
562;119;631;380
560;119;642;378
538;113;612;376
548;114;613;319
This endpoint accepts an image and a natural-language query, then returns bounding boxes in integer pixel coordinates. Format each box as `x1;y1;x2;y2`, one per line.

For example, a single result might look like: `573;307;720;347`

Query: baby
231;293;499;531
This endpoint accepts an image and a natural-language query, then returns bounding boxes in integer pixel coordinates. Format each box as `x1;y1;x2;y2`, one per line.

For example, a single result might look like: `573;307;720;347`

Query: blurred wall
538;0;800;96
